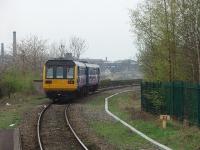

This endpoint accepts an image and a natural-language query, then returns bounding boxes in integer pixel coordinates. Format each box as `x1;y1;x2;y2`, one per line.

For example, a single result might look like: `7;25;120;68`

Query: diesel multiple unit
43;59;100;100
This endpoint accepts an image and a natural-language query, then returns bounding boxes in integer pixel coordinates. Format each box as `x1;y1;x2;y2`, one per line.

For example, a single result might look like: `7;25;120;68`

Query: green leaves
0;69;35;98
130;0;200;82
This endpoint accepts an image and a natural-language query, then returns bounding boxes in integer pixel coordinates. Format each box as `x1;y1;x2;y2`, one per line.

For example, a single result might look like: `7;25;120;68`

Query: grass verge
0;93;48;129
85;90;156;149
109;91;200;150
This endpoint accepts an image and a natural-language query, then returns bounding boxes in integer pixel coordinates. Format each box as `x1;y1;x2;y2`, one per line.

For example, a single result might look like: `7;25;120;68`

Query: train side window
67;67;74;79
56;66;63;78
79;67;86;76
46;67;53;79
83;68;86;75
89;69;93;75
94;69;97;75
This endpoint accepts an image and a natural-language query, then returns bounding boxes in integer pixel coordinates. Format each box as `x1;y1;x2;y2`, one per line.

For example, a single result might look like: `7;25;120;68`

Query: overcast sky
0;0;139;61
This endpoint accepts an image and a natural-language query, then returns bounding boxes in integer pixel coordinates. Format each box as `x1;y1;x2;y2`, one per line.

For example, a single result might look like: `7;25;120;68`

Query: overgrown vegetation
0;69;36;99
130;0;200;83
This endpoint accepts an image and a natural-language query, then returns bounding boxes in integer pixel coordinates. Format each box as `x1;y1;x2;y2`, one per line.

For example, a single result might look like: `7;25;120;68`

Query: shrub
100;79;112;88
144;89;164;114
0;83;2;98
0;69;36;98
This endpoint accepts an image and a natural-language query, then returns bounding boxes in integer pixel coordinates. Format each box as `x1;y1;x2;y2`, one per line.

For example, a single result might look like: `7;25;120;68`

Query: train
42;59;100;100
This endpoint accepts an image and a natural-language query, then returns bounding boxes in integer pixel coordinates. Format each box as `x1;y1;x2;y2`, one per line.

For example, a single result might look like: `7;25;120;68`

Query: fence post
169;81;174;117
198;84;200;127
181;81;184;122
141;81;143;111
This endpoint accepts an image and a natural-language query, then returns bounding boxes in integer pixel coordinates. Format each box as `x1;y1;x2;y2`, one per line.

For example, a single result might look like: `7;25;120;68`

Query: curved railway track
37;103;51;150
37;85;137;150
37;103;88;150
65;104;88;150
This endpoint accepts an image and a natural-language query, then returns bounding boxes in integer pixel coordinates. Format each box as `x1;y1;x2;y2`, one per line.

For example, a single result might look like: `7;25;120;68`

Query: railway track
37;103;88;150
65;104;88;150
36;85;138;150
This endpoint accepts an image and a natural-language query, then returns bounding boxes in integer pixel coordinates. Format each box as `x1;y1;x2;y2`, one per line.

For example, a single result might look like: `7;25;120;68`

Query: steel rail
37;103;52;150
65;104;89;150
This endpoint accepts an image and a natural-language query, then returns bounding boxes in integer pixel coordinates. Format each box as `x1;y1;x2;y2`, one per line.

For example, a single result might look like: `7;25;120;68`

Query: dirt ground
19;105;46;150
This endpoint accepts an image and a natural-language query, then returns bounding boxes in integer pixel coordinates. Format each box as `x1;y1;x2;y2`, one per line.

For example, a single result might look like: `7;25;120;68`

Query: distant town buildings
80;58;142;80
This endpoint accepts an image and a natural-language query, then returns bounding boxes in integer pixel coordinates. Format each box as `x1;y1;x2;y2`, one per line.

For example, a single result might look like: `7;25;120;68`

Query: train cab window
46;67;53;79
67;67;74;79
56;66;64;78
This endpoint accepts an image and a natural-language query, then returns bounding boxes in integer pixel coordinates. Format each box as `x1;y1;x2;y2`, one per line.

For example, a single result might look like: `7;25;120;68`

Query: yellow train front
43;59;100;100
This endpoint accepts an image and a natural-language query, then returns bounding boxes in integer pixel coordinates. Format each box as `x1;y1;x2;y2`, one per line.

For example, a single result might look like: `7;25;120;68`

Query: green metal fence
141;81;200;126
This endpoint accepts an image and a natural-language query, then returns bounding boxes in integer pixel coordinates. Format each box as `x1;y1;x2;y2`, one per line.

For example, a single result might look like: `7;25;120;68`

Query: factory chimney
13;31;17;57
1;43;4;63
1;43;4;57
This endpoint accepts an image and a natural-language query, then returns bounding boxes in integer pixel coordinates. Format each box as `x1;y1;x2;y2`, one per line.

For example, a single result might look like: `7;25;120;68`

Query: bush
145;90;164;114
99;79;141;88
0;69;35;98
0;86;2;99
99;79;112;88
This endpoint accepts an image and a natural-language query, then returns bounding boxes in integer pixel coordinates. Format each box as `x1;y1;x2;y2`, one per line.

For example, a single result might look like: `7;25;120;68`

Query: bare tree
16;35;48;74
68;36;88;60
43;36;88;60
49;41;67;58
59;40;68;58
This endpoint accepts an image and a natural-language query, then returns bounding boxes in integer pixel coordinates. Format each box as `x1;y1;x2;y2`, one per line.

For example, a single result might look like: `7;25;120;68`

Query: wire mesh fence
141;81;200;126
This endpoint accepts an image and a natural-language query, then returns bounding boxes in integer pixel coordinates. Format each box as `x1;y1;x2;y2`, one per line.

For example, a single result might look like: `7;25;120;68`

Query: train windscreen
46;65;74;79
46;67;53;79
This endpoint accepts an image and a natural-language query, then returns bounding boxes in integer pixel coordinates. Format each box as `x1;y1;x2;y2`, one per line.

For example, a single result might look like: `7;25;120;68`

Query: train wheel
85;87;89;96
52;98;59;103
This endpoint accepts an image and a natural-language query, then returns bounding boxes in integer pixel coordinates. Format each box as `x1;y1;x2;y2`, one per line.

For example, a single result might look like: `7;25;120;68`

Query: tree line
0;35;87;98
130;0;200;83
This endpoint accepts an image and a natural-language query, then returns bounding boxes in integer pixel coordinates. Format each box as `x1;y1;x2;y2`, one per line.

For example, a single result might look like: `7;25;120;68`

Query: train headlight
68;80;74;84
45;80;52;84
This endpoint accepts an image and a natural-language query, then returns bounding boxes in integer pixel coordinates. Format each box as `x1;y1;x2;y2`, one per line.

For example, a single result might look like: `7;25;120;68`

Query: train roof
74;61;99;68
85;63;99;68
73;61;86;67
45;59;99;68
